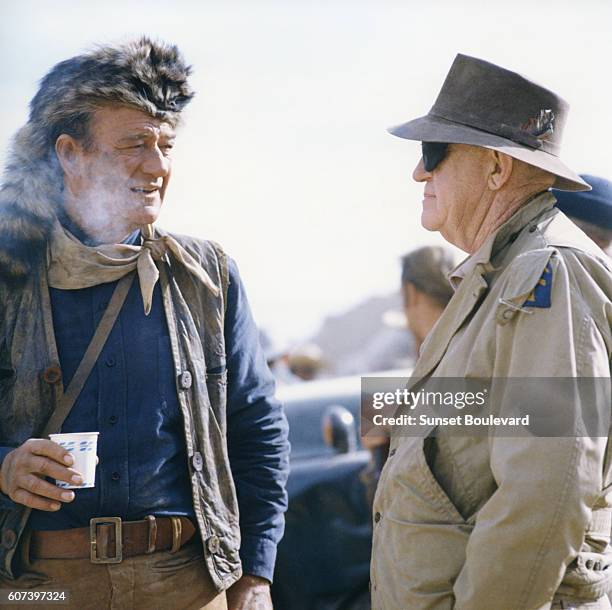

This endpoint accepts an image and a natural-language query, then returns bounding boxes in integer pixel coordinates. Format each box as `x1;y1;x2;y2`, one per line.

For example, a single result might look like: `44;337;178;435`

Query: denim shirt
0;228;289;582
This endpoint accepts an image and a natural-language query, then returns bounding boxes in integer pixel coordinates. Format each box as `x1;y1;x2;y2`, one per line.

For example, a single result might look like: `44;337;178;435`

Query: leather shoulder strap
42;272;135;436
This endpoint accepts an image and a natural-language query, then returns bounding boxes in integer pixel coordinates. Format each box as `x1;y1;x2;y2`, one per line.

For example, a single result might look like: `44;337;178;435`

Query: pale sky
1;0;611;345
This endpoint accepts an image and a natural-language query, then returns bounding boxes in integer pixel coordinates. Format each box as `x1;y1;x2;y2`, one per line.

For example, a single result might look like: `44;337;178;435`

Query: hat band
428;109;561;156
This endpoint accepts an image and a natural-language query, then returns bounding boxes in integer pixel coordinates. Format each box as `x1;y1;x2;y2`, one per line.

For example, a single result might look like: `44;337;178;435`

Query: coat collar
449;191;556;289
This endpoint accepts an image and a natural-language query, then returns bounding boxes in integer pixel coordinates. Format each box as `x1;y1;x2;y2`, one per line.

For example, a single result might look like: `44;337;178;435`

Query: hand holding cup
0;438;84;511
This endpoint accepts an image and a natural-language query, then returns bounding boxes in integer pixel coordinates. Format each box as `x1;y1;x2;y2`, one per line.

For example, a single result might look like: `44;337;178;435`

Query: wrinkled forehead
89;103;178;140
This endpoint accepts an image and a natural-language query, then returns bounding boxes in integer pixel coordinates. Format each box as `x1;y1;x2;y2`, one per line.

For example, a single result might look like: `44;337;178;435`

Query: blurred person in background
287;344;325;381
400;245;458;354
554;174;612;257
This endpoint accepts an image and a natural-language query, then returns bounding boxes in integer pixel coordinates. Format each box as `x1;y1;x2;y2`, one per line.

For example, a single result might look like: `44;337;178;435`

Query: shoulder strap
42;272;135;436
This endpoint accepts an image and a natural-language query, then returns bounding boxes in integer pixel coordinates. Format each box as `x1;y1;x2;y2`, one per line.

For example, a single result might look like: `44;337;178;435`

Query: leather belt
30;516;196;564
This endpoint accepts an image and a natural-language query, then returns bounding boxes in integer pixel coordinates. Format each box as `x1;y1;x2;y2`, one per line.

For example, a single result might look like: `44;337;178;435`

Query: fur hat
0;37;194;283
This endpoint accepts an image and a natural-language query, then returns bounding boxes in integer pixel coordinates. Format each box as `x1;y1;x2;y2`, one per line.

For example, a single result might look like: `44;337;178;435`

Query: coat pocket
374;436;473;605
386;436;469;525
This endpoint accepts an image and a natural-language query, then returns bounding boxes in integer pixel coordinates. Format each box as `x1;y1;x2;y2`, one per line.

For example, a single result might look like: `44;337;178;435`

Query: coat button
192;452;203;471
374;512;382;523
586;559;594;569
502;309;514;321
42;365;62;385
179;371;192;390
207;535;220;554
1;529;16;549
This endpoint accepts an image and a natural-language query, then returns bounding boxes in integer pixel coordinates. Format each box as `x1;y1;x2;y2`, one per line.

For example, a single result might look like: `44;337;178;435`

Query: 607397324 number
0;590;69;605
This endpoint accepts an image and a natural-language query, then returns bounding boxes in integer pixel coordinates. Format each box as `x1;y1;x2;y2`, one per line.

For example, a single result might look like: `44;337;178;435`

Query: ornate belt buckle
90;516;122;564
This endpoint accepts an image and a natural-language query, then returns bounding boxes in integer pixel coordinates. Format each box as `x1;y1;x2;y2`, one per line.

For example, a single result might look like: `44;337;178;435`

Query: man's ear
487;150;513;191
55;134;83;179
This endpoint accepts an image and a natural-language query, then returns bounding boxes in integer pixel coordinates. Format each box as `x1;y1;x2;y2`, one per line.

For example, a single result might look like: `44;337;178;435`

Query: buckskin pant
0;532;227;610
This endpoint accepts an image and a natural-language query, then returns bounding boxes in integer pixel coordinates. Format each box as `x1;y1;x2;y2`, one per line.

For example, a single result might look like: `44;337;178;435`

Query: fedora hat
389;54;590;192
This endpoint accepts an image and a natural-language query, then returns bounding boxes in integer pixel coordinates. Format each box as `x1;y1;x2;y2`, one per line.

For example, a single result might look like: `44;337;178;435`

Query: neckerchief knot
48;222;220;315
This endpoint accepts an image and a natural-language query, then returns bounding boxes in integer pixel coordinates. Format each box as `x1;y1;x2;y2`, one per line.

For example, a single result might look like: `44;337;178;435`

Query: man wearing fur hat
0;38;289;609
371;55;612;608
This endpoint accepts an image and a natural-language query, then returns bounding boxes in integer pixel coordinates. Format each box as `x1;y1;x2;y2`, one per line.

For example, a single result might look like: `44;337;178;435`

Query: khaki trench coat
371;193;612;610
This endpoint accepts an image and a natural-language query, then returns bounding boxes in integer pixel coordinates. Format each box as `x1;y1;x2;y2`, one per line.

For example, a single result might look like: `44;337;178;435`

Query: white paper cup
49;432;99;489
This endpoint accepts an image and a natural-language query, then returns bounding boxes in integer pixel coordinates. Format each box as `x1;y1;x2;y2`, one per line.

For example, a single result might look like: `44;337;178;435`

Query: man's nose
412;157;430;183
141;146;171;178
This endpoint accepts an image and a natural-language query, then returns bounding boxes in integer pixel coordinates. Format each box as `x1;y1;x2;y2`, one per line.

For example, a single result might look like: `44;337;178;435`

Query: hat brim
388;114;590;192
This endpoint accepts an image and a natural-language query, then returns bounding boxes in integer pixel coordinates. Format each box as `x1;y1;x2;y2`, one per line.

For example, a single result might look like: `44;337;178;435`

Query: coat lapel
408;266;489;389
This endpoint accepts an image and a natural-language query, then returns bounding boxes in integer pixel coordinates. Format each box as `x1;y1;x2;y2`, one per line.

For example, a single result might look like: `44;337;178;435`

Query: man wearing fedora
0;38;289;609
371;55;612;609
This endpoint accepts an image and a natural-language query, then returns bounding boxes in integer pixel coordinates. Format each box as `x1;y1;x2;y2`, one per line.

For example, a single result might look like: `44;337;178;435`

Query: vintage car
271;375;374;610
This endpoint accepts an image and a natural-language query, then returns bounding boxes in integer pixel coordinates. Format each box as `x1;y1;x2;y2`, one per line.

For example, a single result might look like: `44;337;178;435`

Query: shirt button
192;452;203;472
206;535;220;554
105;357;116;367
111;472;121;481
374;512;382;523
42;365;62;385
179;371;192;390
109;415;118;425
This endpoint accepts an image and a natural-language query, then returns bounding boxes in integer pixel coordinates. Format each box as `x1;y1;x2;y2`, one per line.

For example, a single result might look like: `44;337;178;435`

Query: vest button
374;512;382;523
179;371;192;390
1;529;16;549
207;534;220;554
42;365;62;385
192;452;203;472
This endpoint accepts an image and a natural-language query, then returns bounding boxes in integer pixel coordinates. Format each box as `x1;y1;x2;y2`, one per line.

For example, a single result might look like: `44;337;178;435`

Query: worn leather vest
0;231;242;591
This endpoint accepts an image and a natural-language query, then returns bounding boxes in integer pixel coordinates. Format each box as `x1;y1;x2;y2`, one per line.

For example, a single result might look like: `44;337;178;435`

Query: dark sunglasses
421;142;449;172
